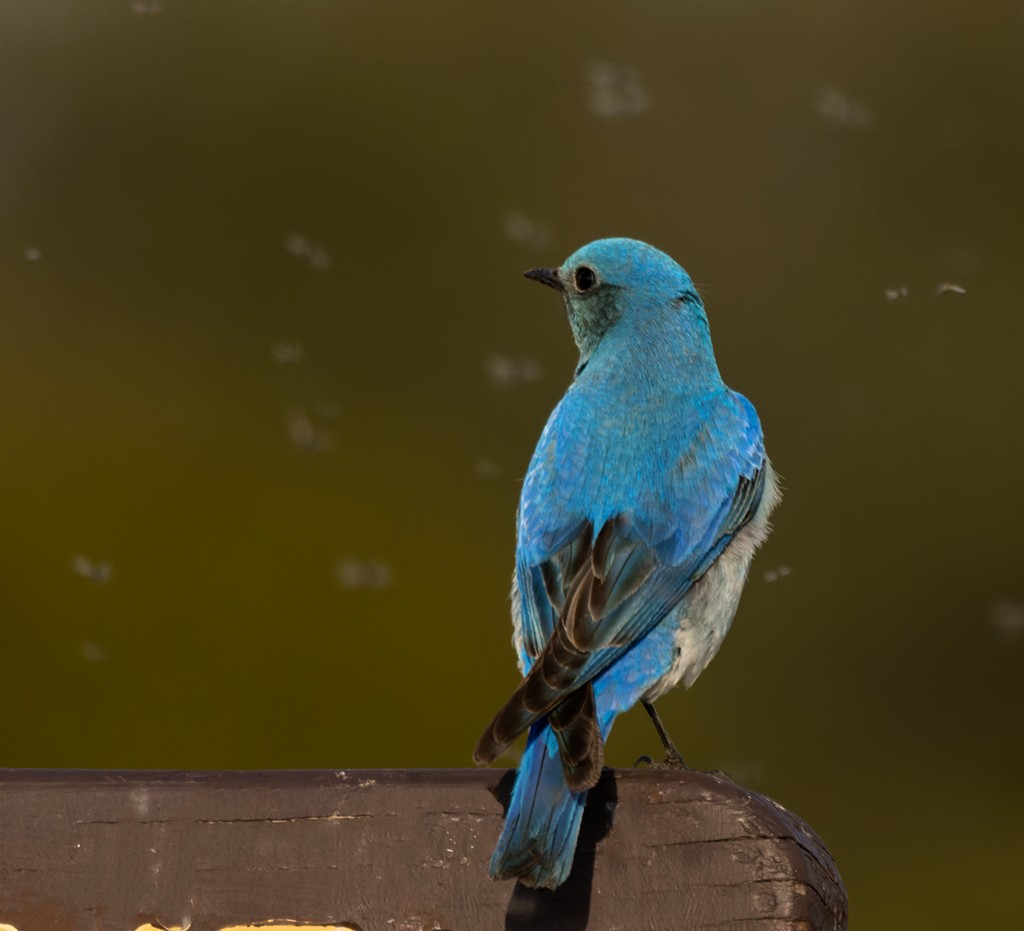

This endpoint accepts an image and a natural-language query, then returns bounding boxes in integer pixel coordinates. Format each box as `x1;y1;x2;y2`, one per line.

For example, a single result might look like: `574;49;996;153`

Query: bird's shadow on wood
492;768;618;931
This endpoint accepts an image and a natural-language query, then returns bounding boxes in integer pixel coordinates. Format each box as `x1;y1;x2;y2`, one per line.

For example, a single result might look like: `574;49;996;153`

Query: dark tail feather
489;721;587;890
548;683;603;792
474;622;591;767
474;686;534;767
474;678;604;794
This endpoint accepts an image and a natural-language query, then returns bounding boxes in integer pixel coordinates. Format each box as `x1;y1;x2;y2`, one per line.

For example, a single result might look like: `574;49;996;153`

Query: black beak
524;267;564;291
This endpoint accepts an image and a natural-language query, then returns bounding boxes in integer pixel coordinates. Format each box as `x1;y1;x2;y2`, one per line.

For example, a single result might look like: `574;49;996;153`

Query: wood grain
0;768;847;931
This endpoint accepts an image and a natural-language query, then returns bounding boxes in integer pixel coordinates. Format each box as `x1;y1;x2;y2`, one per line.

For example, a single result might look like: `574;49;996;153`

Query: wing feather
475;389;769;784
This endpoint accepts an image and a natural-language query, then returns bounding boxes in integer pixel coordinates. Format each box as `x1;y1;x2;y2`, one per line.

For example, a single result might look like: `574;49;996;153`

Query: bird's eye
574;265;597;292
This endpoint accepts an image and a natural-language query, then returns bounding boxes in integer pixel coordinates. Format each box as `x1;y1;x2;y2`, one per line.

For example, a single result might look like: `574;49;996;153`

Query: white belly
644;461;780;699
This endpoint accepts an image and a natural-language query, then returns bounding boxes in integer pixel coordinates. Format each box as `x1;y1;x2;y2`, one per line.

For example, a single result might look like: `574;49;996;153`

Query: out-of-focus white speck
283;232;332;270
23;247;42;261
587;61;649;117
473;457;501;480
129;787;151;816
80;641;110;663
485;353;542;387
884;286;909;301
936;282;967;296
816;85;874;127
335;559;395;590
991;601;1024;641
503;211;553;250
71;555;113;584
762;565;791;583
271;340;304;364
285;407;333;452
130;0;163;13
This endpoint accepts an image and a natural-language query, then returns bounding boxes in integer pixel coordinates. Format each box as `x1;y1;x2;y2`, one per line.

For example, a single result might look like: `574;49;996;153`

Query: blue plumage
488;722;588;887
475;238;779;889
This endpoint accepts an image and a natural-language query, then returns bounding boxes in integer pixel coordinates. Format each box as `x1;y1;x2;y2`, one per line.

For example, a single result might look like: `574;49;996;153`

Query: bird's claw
662;748;689;770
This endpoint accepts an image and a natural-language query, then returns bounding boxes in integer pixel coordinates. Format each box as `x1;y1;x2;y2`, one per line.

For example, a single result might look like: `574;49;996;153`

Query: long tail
489;720;588;890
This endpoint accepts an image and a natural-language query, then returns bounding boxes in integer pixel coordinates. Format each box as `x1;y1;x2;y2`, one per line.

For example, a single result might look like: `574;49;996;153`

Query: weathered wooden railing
0;768;847;930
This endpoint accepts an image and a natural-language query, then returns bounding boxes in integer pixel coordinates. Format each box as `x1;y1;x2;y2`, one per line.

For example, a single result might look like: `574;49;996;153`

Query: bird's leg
642;700;688;769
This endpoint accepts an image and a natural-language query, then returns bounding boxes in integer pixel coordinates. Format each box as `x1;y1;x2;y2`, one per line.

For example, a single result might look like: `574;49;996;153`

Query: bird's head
524;238;710;369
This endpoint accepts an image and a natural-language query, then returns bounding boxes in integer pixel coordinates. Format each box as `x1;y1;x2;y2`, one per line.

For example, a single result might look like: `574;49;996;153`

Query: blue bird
474;238;780;890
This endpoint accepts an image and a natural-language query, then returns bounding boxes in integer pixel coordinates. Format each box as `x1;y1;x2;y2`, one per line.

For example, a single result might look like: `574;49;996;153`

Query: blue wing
474;387;766;767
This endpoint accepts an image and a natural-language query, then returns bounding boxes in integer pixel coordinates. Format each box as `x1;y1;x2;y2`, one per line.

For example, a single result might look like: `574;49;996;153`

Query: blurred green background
2;1;1022;927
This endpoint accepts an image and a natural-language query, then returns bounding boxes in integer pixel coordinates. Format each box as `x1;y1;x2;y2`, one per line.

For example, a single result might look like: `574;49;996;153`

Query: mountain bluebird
474;238;780;889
